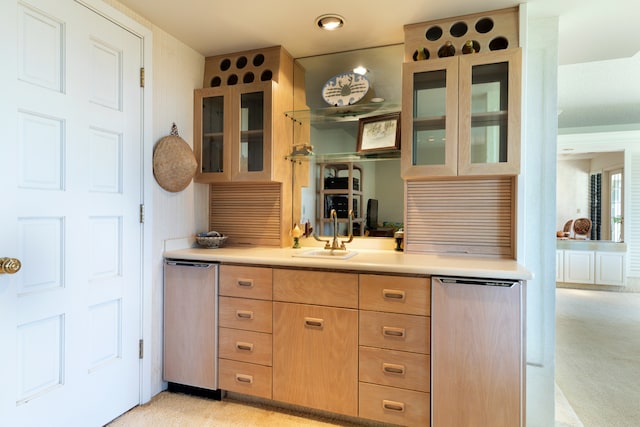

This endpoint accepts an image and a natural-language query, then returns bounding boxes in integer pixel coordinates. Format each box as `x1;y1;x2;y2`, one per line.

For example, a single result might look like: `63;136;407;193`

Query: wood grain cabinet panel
163;262;217;390
273;268;358;308
359;346;430;393
359;274;430;315
219;296;272;333
219;327;272;366
273;301;358;417
219;265;272;300
359;310;430;354
359;382;430;426
431;277;524;427
219;359;272;399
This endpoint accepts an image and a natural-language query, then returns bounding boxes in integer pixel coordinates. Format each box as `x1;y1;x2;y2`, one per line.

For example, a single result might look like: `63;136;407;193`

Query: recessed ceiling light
316;14;345;31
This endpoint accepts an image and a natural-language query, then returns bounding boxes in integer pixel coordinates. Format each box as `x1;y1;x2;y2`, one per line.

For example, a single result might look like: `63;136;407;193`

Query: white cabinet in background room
563;250;595;284
595;252;626;286
558;249;626;287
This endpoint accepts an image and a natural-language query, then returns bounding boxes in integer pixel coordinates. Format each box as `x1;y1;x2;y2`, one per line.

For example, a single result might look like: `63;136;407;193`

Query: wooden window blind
405;177;515;258
210;182;282;246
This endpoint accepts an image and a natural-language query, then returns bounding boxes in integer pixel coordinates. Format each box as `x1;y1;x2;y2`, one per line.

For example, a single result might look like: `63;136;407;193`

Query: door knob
0;257;22;274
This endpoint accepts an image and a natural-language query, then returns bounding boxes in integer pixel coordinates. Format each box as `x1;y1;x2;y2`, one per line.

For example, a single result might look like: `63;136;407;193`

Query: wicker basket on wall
153;123;198;192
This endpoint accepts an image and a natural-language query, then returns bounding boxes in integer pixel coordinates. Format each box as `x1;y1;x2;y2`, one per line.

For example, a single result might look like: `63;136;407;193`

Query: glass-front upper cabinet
458;49;521;175
402;49;521;178
237;90;265;175
197;89;230;180
194;81;274;183
402;57;459;177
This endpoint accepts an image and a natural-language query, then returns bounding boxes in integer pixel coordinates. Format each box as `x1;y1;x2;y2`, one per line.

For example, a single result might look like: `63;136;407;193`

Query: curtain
590;173;601;240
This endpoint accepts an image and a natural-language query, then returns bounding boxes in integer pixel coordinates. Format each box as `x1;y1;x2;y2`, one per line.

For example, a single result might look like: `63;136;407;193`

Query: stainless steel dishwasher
163;259;219;393
431;276;525;427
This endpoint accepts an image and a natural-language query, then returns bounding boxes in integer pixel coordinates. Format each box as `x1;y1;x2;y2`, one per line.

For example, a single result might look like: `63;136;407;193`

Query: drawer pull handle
382;363;406;375
304;317;324;328
382;400;405;412
236;310;254;320
236;342;254;352
235;374;253;384
383;289;405;300
237;279;254;288
382;326;406;338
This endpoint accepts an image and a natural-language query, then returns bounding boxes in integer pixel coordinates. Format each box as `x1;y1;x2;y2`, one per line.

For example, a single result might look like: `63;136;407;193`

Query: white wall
556;158;590;229
557;152;624;237
105;0;206;399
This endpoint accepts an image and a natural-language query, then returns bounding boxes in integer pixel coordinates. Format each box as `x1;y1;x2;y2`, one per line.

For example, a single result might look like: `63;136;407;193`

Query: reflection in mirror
556;151;624;241
293;45;405;238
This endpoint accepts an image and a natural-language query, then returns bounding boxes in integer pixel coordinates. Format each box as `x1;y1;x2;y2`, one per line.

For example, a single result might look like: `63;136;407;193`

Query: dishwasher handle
165;260;215;269
436;277;519;288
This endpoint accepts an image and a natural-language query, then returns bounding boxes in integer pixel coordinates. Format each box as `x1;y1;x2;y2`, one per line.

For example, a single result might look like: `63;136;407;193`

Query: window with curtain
590;173;601;240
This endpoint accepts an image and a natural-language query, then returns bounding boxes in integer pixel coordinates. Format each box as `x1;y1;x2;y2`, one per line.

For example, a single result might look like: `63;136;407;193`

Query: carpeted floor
107;392;379;427
555;288;640;427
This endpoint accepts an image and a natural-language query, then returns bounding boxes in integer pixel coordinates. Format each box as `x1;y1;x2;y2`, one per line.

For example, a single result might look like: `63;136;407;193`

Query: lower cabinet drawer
219;327;272;366
360;310;430;354
219;359;272;399
219;296;273;333
359;382;430;426
359;346;430;393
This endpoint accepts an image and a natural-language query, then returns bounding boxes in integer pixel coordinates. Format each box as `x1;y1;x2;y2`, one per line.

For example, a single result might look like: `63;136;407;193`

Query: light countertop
556;239;626;252
164;239;532;281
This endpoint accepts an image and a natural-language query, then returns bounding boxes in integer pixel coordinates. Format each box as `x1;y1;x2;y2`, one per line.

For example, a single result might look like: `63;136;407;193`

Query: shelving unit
318;163;365;236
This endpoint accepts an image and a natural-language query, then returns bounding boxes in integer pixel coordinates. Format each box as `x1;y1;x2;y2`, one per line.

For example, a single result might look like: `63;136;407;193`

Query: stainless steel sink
292;249;358;260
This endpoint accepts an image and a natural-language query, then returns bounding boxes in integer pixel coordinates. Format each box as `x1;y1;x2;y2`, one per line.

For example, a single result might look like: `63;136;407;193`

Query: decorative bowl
196;234;228;248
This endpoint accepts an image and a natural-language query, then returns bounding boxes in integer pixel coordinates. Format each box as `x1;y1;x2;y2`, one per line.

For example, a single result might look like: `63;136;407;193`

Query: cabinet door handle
383;289;405;300
304;317;324;328
236;310;254;320
382;400;405;412
382;326;406;338
382;363;406;375
235;374;253;384
236;341;254;352
237;279;254;288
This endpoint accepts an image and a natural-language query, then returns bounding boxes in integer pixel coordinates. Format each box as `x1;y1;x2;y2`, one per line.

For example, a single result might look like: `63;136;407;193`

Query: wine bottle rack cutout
404;6;519;62
203;45;288;88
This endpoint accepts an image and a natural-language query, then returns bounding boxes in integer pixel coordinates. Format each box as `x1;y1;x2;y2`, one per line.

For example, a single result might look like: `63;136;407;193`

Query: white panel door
0;0;143;425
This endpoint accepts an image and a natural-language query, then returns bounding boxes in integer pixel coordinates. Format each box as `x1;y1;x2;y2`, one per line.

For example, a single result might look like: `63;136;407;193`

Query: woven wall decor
153;123;197;192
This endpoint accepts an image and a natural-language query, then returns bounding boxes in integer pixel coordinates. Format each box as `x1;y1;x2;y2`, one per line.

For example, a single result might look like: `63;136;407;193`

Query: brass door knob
0;257;22;274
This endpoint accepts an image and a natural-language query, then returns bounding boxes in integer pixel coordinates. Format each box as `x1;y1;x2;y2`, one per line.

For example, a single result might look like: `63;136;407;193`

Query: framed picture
356;112;401;153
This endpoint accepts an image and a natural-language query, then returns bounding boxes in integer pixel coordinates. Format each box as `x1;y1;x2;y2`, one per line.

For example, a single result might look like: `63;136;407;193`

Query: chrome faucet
313;209;354;250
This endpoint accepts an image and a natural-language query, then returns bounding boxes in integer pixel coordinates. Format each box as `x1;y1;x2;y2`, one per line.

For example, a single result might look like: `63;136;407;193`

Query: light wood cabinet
218;264;273;399
273;302;358;416
401;49;521;178
194;46;294;184
163;261;218;390
272;268;359;416
194;82;277;183
358;274;431;426
431;277;524;427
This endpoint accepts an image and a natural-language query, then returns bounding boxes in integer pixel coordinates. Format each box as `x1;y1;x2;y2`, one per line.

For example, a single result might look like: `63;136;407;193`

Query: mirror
293;44;404;237
557;151;624;241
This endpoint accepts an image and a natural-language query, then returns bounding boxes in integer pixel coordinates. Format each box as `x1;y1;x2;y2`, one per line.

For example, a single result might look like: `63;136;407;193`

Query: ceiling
116;0;640;131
